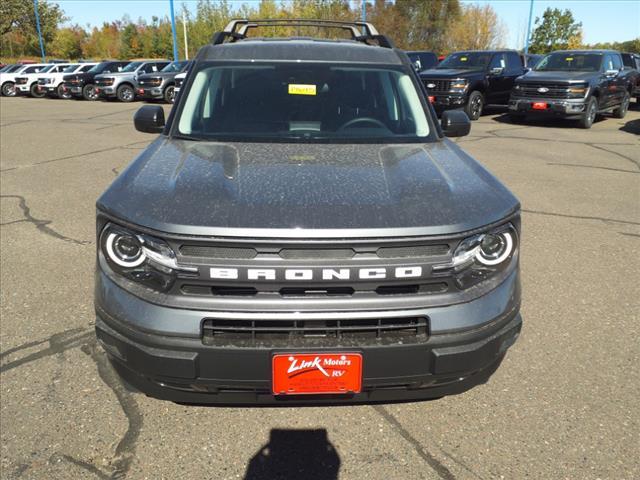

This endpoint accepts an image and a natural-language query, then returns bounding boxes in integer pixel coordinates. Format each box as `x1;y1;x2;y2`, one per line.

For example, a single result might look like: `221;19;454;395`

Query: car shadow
619;118;640;135
490;112;607;128
244;429;340;480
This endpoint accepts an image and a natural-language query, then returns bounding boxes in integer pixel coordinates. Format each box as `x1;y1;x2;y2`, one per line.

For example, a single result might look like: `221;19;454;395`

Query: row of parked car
410;49;639;129
0;59;190;104
1;49;639;128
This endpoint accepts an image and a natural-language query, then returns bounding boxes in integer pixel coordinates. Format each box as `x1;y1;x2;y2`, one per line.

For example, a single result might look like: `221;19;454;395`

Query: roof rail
211;18;393;48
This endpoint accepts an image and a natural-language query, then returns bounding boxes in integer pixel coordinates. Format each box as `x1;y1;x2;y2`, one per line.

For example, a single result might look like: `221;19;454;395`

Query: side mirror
134;105;165;133
489;67;504;76
605;69;619;78
441;110;471;137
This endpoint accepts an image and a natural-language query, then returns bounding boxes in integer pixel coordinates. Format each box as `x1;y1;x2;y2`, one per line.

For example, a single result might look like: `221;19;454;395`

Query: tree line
1;0;637;62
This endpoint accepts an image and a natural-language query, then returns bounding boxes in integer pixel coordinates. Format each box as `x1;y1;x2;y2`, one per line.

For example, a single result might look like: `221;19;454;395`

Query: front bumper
95;268;522;405
96;86;116;97
137;87;163;99
509;97;588;117
427;92;468;111
15;84;29;94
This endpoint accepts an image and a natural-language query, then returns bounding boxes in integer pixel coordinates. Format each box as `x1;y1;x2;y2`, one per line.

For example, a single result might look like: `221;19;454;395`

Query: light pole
524;0;534;54
33;0;46;62
182;9;189;60
169;0;179;61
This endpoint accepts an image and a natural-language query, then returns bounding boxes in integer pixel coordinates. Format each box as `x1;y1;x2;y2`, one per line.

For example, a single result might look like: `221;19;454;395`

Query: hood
420;68;484;79
98;139;519;238
518;70;597;83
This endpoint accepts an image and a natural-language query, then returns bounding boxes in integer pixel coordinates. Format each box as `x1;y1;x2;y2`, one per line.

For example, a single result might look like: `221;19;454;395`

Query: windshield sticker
565;57;573;61
460;57;468;61
288;84;317;96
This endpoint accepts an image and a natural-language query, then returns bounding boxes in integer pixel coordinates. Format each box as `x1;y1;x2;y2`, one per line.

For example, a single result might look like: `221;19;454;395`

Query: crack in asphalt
0;195;91;245
112;167;120;177
586;143;640;170
0;327;91;373
522;208;640;226
619;232;640;238
546;162;639;174
373;405;457;480
81;341;143;480
0;141;150;172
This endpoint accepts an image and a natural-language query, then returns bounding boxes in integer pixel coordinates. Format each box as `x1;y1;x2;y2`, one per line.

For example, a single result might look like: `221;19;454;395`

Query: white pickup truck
37;63;97;98
15;64;74;98
1;64;50;97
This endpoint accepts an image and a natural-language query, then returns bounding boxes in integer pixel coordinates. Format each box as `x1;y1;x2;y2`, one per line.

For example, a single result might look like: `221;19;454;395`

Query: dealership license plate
272;353;362;395
532;102;548;110
428;95;435;103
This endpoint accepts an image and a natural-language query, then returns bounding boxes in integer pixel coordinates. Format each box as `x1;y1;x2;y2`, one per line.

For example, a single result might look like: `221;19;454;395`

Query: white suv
37;63;97;98
1;64;50;97
15;64;73;98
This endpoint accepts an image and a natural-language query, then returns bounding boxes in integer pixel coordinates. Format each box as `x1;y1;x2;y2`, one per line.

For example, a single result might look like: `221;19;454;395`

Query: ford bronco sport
95;19;522;405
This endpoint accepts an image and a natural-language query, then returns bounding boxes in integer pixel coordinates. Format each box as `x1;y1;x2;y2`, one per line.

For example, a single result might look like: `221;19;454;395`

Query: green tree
52;26;85;59
119;23;142;59
529;8;582;54
0;0;66;57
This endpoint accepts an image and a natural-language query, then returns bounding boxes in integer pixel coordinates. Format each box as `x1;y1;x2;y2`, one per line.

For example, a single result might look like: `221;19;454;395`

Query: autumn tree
51;26;86;59
529;8;582;54
0;0;66;57
444;4;505;52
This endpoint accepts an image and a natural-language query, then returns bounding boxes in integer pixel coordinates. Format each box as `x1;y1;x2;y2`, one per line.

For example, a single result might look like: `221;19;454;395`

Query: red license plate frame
272;353;362;395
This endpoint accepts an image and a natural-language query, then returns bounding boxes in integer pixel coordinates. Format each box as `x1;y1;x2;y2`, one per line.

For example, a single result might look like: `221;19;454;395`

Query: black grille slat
202;317;429;346
279;248;355;259
180;245;258;259
377;244;449;258
514;83;576;99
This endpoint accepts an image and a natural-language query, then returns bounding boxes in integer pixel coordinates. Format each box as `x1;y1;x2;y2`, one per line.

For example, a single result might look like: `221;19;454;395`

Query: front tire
116;84;135;102
1;81;15;97
83;84;98;101
57;84;71;99
30;83;46;98
578;97;598;129
464;91;484;121
163;85;176;104
613;92;630;119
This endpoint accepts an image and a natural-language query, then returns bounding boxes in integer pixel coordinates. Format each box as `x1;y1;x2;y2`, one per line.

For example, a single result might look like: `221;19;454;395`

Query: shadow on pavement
619;118;640;135
490;112;608;128
244;429;340;480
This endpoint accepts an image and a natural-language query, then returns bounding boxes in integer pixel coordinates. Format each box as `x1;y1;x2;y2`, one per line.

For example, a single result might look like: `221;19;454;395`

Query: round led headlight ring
105;232;146;267
476;232;513;266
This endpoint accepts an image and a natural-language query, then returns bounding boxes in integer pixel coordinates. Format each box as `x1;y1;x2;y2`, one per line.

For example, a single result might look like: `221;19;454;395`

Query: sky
56;0;640;49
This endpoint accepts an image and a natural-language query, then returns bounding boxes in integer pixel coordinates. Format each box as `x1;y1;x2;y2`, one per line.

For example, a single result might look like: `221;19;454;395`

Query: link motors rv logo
287;355;352;378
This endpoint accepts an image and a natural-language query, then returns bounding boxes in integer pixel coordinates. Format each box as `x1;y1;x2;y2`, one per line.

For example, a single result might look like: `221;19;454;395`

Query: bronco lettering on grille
209;266;425;281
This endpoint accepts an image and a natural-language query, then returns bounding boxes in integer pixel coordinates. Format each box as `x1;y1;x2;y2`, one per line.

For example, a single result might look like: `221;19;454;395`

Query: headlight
450;79;468;90
100;224;196;292
434;224;518;289
567;85;588;97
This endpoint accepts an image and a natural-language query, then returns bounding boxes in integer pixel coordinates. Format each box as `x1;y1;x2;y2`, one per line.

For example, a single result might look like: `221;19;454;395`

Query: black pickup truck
420;50;525;120
509;50;632;128
621;52;640;103
61;60;130;100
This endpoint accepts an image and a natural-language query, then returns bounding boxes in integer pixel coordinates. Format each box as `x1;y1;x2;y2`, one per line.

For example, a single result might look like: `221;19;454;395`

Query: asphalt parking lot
1;96;638;480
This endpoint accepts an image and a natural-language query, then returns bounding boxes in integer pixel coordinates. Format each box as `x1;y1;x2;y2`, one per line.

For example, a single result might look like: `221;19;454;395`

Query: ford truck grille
513;83;576;99
422;79;452;92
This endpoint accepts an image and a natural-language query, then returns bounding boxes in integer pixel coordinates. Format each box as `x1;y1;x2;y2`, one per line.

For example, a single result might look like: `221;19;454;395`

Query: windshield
177;62;431;143
437;52;491;70
39;65;55;73
407;52;438;71
162;61;188;73
535;53;602;72
121;61;142;73
63;64;80;73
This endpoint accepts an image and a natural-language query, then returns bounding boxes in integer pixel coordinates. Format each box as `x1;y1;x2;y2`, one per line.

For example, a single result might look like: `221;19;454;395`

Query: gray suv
95;19;522;405
95;60;170;102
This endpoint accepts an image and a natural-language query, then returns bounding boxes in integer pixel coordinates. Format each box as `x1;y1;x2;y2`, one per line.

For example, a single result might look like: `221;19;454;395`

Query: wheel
57;84;71;99
613;92;630;119
509;112;526;123
82;84;98;101
30;83;45;98
116;84;135;102
1;81;15;97
578;97;598;129
464;91;484;120
163;85;176;104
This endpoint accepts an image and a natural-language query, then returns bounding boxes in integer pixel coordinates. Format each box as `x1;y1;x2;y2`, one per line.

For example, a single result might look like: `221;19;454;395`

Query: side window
611;54;622;71
116;64;126;72
506;52;522;73
603;55;615;71
490;54;506;71
81;65;93;72
621;54;633;68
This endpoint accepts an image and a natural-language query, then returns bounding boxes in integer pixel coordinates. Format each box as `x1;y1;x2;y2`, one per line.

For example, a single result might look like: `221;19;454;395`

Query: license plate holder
532;102;548;110
272;353;362;395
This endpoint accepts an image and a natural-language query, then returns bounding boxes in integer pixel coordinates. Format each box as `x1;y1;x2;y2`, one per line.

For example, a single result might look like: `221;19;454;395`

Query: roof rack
211;19;394;48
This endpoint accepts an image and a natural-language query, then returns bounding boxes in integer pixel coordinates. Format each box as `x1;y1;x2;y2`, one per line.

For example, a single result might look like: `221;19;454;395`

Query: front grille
514;83;578;99
15;77;27;85
377;244;448;258
422;79;452;92
95;78;114;87
202;316;429;346
180;245;257;259
138;77;162;87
